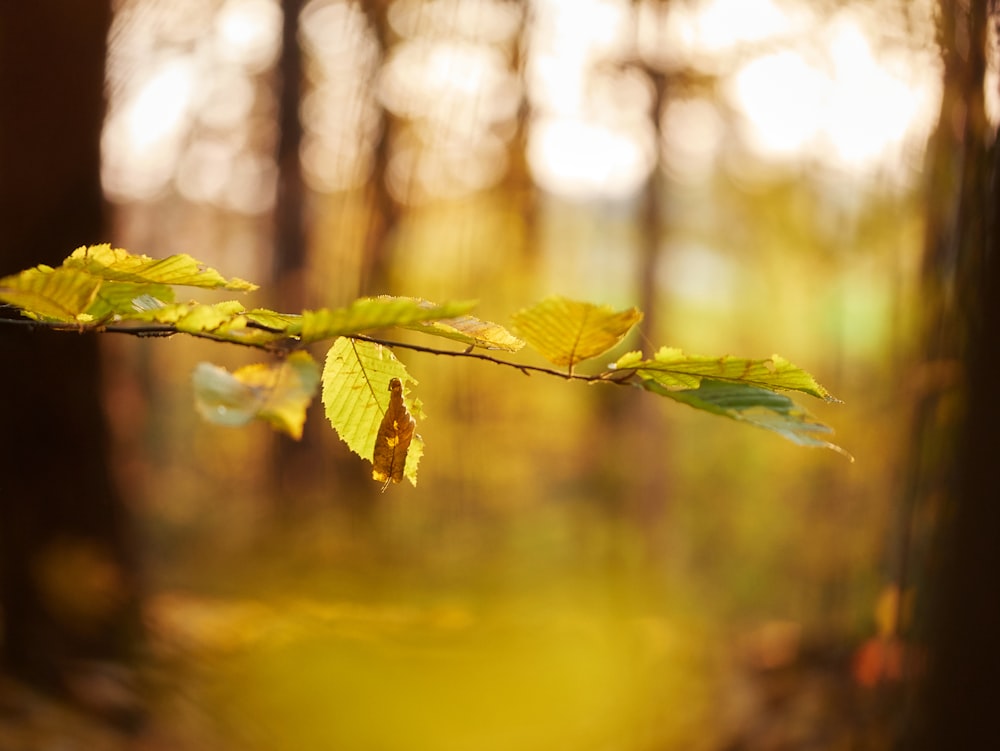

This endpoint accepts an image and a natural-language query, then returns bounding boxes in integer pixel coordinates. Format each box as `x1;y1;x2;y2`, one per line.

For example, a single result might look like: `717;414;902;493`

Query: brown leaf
371;378;416;489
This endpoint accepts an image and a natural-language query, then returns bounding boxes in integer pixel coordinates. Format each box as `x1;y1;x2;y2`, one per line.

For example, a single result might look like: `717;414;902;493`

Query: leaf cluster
0;246;850;487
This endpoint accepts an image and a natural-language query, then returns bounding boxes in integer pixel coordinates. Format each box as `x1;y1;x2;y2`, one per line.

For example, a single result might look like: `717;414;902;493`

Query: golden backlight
103;0;940;207
728;12;938;179
92;2;947;749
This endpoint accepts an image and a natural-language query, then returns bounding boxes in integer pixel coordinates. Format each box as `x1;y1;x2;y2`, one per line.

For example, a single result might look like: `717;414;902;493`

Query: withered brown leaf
371;377;415;489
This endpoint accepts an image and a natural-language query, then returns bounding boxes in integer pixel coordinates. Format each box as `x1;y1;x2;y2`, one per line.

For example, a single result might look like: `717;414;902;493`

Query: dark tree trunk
274;0;307;306
904;1;1000;747
0;0;141;725
359;0;398;294
270;0;316;517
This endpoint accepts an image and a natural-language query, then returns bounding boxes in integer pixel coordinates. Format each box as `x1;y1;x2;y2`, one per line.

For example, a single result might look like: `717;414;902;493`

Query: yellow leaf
66;244;257;290
192;351;320;439
321;338;423;486
0;266;101;322
0;245;257;324
407;314;524;351
511;296;642;372
299;296;476;344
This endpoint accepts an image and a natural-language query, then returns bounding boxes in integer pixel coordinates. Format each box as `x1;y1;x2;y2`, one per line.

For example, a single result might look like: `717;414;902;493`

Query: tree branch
355;334;612;381
0;310;629;383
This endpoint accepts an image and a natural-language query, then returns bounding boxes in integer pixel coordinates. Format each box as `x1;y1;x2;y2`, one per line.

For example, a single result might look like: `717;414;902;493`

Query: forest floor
0;589;907;751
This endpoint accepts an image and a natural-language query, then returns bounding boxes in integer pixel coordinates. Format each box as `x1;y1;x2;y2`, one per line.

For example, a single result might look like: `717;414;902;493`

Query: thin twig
0;314;630;383
355;334;590;380
355;335;634;383
0;315;287;352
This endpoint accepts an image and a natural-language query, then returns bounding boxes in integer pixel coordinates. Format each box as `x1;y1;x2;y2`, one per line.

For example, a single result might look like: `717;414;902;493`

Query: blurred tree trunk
269;0;377;517
904;0;1000;747
274;0;307;310
359;0;398;294
0;0;141;724
271;0;317;517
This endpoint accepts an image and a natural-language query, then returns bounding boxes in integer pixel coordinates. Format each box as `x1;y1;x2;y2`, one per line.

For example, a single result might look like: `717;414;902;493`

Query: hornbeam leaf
0;266;102;322
192;363;259;427
640;378;851;459
1;245;256;324
131;300;246;329
65;244;257;290
299;296;476;344
192;351;319;439
118;300;290;346
245;308;301;333
511;296;642;372
613;347;838;401
394;296;523;351
321;337;423;486
85;281;175;320
175;301;247;335
406;313;524;351
371;378;416;488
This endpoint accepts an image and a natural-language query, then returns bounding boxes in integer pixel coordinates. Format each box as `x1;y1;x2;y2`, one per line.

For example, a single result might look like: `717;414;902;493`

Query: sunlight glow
103;57;196;200
302;0;522;201
387;128;508;202
388;0;522;45
729;51;825;157
126;59;196;150
103;0;941;209
375;20;521;203
215;0;282;71
103;0;281;211
525;0;656;200
726;11;939;178
637;1;940;183
195;67;256;130
823;18;926;168
379;40;519;133
542;0;633;59
529;117;654;200
660;98;724;181
300;0;381;192
640;0;808;71
692;0;798;53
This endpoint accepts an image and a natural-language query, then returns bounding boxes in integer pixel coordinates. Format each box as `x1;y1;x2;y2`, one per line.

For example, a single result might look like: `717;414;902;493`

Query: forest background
1;0;996;749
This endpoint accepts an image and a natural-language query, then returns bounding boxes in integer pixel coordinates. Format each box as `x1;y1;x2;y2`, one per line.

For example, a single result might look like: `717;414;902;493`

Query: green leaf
192;351;320;439
511;296;642;372
321;337;423;486
0;266;102;322
132;299;244;328
298;296;477;344
244;308;301;333
124;301;288;346
65;244;257;290
613;347;838;402
177;302;248;333
640;378;851;458
84;281;175;320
